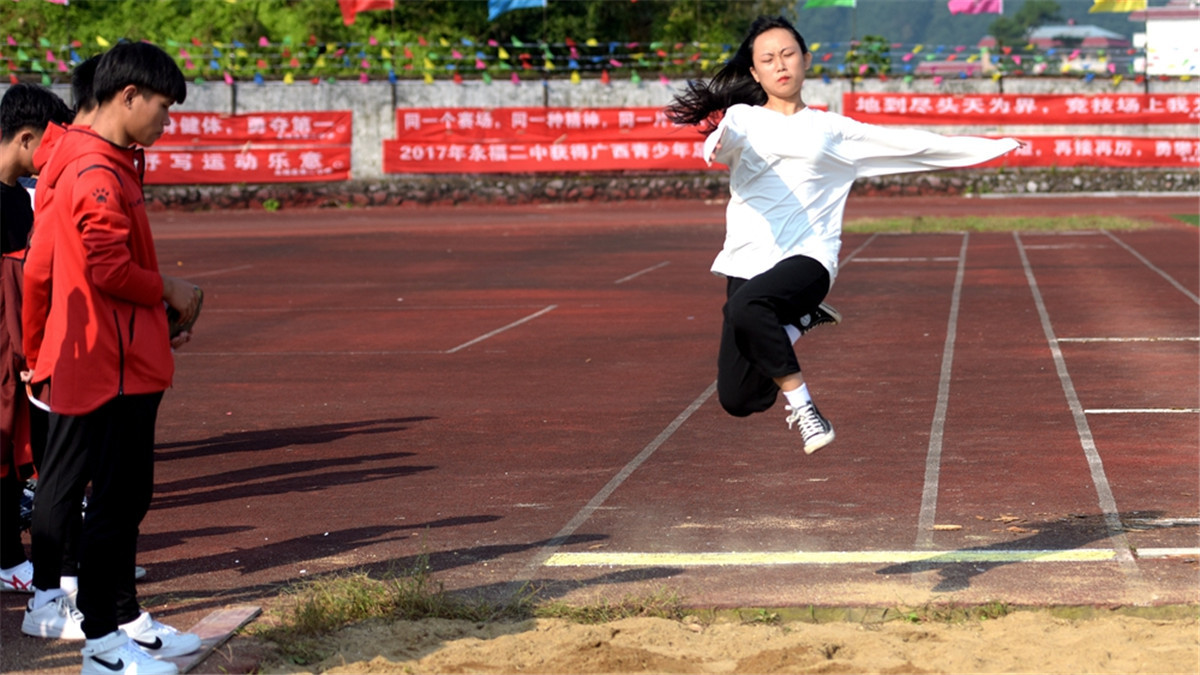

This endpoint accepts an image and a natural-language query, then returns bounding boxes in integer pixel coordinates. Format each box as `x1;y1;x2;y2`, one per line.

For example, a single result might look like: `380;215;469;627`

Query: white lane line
839;233;879;268
182;264;254;278
514;381;718;583
1137;548;1200;559
443;304;557;354
1086;408;1200;414
1059;337;1199;343
615;261;670;284
1013;232;1143;585
916;233;969;551
177;351;444;356
545;549;1120;567
1102;229;1200;306
853;257;960;263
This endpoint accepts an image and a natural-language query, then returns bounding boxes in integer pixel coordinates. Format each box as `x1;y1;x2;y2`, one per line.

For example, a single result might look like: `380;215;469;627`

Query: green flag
805;0;855;7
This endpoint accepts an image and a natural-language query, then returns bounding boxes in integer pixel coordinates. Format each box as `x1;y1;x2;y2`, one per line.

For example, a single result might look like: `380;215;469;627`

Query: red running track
3;195;1196;673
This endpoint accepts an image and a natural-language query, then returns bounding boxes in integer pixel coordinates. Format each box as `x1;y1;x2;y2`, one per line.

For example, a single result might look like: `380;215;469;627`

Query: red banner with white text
844;93;1200;125
984;135;1198;168
145;110;352;184
385;106;711;173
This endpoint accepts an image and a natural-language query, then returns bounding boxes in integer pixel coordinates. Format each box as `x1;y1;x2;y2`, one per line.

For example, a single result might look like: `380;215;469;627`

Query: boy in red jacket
22;42;203;675
1;83;73;595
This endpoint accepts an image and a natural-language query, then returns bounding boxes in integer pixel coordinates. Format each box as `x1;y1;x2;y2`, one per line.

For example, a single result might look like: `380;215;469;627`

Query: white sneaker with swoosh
119;612;202;659
81;630;178;675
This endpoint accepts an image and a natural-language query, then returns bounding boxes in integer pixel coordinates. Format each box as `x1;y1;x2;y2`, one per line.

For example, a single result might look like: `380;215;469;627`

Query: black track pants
31;392;161;638
717;255;830;417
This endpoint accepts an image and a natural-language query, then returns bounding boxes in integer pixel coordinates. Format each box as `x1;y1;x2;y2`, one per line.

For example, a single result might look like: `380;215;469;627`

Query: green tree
988;0;1062;48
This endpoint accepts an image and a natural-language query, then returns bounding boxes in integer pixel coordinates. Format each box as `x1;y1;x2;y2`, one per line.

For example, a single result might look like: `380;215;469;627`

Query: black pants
718;255;830;417
31;392;161;638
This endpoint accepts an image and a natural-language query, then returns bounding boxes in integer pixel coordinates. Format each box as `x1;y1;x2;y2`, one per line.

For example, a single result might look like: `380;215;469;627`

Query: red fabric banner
143;147;351;184
147;111;353;184
844;93;1200;125
159;111;352;146
386;106;711;173
985;135;1198;168
394;106;687;142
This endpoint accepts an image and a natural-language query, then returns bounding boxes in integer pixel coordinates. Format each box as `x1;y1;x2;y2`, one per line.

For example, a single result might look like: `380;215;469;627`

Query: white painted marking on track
183;264;254;278
615;261;670;284
544;549;1120;567
443;304;557;353
512;381;718;585
916;233;968;551
853;257;960;263
1058;337;1199;343
1137;548;1200;559
1102;229;1200;305
1085;408;1200;414
1014;232;1143;586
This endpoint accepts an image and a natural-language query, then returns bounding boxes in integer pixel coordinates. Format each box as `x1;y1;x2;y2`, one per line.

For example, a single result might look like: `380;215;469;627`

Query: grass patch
247;557;532;666
534;586;687;624
845;215;1152;233
1174;214;1199;226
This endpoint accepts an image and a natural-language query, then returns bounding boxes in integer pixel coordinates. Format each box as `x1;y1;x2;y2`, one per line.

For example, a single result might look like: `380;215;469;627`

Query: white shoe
1;559;35;592
119;611;201;659
81;630;178;675
21;592;85;639
785;401;835;454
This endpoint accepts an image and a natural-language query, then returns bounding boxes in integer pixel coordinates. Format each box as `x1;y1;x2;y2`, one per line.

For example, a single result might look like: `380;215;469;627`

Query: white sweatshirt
705;104;1019;284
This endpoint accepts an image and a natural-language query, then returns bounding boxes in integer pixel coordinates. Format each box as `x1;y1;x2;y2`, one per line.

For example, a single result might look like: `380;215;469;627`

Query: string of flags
2;32;1184;87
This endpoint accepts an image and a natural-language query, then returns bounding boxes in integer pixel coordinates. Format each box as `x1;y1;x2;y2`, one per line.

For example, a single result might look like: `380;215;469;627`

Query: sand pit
261;610;1199;674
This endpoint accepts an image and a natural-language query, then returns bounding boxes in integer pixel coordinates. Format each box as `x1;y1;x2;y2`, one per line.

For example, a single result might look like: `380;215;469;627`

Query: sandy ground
257;611;1200;674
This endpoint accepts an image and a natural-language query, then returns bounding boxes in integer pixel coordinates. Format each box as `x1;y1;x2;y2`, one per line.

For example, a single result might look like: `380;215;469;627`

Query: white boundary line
183;264;254;278
1102;229;1200;306
443;304;557;354
1059;337;1199;343
853;257;960;263
512;381;718;584
615;261;670;284
545;549;1121;567
1086;408;1200;414
916;233;968;550
1013;232;1143;585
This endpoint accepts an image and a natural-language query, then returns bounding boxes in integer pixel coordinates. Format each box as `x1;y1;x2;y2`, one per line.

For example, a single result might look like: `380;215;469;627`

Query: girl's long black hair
665;15;809;135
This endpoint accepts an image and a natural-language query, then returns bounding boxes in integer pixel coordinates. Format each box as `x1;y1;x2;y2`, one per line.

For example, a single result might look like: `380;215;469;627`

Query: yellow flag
423;72;433;84
382;48;392;59
498;46;510;59
570;70;580;84
283;72;294;84
97;36;110;47
1089;0;1145;12
585;39;598;47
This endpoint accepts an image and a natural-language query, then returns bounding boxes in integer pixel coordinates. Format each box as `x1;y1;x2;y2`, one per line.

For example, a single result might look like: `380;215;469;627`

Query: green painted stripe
544;549;1119;567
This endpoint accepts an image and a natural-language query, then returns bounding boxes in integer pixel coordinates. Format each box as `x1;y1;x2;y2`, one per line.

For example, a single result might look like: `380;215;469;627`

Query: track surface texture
3;195;1197;673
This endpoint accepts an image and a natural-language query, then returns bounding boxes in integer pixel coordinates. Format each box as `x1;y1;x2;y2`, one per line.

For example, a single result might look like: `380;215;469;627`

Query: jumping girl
667;16;1019;454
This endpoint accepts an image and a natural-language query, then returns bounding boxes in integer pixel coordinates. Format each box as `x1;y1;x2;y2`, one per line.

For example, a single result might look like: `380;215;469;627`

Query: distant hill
790;0;1144;47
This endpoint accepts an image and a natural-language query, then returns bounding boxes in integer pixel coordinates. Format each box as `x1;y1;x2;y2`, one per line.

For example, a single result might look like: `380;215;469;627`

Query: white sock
784;324;801;344
783;383;812;409
31;587;65;610
59;575;78;594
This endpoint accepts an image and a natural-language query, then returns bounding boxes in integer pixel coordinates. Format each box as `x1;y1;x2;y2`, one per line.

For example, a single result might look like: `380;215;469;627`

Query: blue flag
488;0;546;21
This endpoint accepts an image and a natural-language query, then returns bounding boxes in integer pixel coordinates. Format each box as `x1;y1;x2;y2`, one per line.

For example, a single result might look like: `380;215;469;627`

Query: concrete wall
16;76;1187;180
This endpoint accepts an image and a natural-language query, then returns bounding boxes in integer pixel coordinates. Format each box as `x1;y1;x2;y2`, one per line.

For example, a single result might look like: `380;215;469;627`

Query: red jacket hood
34;123;143;192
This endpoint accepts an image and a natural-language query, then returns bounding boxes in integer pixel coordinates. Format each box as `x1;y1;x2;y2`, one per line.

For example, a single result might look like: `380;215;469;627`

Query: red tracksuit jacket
23;123;173;416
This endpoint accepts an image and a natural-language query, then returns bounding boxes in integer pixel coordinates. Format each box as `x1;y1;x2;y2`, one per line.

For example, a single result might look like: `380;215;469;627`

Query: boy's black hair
93;41;187;106
0;83;74;143
71;54;103;113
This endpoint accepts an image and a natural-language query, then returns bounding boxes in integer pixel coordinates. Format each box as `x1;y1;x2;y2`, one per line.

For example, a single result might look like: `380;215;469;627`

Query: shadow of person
154;416;435;460
875;510;1183;592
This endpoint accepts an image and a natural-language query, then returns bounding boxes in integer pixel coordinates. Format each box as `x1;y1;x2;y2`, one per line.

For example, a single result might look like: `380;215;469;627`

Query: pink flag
947;0;1002;14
